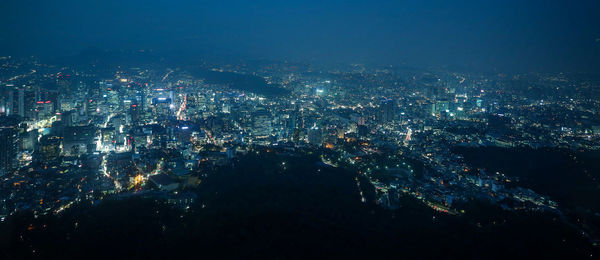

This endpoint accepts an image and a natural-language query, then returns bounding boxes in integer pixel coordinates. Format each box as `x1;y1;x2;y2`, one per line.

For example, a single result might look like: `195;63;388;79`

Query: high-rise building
253;110;272;138
432;100;450;116
61;110;75;126
38;135;62;163
18;88;24;118
379;99;395;123
129;104;140;126
56;73;73;95
307;125;322;146
6;90;14;116
0;127;18;175
20;130;37;152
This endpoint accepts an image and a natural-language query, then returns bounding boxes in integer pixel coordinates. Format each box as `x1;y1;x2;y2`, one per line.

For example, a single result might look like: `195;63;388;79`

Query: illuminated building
38;135;62;163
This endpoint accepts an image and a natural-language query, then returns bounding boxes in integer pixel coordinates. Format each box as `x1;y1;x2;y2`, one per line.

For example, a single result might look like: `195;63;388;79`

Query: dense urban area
0;52;599;257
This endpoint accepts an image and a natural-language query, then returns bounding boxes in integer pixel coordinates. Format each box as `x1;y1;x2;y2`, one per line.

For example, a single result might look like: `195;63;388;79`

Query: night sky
1;0;599;72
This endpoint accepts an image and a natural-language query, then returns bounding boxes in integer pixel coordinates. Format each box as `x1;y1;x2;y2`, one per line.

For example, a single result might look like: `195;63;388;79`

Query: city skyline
0;1;599;258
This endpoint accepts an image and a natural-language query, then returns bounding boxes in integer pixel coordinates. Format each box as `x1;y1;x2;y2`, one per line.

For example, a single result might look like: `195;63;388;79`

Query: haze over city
2;0;600;72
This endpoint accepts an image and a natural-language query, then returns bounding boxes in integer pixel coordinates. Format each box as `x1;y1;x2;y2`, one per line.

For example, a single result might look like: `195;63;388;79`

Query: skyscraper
18;88;24;118
253;110;272;139
0;127;18;175
307;125;322;146
379;99;395;123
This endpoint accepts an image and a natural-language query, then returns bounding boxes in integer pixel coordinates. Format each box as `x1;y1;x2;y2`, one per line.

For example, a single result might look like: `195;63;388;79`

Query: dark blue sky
1;0;599;72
